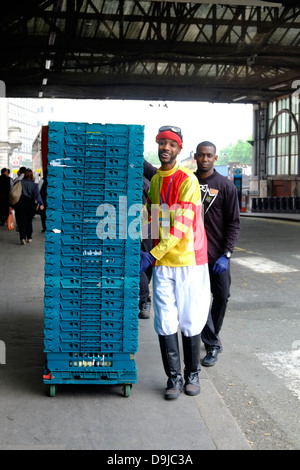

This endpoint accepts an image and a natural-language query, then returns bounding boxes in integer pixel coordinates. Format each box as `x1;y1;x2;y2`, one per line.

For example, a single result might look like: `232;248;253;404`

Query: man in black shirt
139;161;158;319
194;141;240;366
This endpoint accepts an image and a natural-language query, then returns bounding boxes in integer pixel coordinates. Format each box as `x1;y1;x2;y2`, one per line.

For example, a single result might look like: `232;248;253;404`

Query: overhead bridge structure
1;0;300;103
1;0;300;204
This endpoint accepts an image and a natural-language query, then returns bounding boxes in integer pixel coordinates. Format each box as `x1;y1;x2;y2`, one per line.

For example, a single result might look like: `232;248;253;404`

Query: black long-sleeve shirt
0;174;11;200
194;169;240;264
142;160;158;251
143;159;157;183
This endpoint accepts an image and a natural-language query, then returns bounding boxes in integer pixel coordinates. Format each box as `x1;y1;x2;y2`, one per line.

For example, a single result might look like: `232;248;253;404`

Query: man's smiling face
158;138;181;168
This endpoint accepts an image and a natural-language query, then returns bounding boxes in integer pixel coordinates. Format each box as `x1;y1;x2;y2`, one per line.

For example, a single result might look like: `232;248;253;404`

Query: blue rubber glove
212;255;229;274
140;251;155;273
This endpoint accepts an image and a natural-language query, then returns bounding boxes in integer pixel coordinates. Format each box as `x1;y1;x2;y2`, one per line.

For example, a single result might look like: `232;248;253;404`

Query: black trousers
139;237;153;305
201;262;231;349
14;196;36;241
38;206;46;230
0;198;9;225
139;266;152;304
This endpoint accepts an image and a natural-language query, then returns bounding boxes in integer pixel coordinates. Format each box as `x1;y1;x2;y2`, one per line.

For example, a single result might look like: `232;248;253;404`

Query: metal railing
251;196;300;214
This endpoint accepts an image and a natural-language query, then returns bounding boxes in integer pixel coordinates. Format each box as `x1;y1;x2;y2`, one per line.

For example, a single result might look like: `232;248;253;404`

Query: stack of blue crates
43;122;144;396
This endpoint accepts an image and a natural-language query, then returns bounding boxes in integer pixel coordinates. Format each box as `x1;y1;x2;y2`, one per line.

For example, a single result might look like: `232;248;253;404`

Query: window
267;97;299;176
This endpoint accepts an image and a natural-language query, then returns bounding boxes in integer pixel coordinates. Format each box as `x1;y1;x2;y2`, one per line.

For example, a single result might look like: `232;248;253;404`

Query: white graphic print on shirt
199;184;219;215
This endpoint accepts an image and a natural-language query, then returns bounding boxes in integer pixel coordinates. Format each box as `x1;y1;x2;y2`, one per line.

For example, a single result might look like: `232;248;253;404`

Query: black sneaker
139;301;150;319
202;347;220;367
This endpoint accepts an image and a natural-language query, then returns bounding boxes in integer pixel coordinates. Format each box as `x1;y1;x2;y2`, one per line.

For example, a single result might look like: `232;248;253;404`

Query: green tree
218;137;252;165
144;151;160;166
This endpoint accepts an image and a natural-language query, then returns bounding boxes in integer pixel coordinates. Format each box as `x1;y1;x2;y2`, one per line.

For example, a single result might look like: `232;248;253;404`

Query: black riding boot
158;333;183;400
182;333;201;396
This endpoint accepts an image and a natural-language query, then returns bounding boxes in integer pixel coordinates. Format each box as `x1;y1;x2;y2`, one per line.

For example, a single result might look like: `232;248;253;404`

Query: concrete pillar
0;98;9;168
8;126;22;161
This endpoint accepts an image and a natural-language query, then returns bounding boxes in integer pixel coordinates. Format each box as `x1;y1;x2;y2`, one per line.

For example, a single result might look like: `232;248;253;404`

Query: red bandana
156;130;183;149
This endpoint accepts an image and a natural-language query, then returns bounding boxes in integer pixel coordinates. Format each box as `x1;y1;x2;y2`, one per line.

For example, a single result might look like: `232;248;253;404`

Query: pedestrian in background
141;126;210;400
38;169;48;233
7;169;13;187
13;166;26;185
14;168;44;245
194;141;240;366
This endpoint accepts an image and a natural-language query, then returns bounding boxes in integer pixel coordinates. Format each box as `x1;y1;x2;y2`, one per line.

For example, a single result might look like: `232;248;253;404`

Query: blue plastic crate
44;227;141;245
44;251;140;266
47;154;136;171
49;131;117;147
47;178;106;191
44;275;139;289
47;211;85;223
44;329;137;344
43;322;138;340
46;188;142;205
44;264;139;279
44;307;138;324
47;166;103;180
46;188;142;210
48;121;144;137
43;303;139;322
47;152;143;172
44;336;138;353
48;132;87;145
48;257;140;273
52;241;139;256
43;351;137;386
44;286;139;303
47;150;106;166
43;292;138;310
48;142;141;160
46;171;140;189
44;316;138;332
48;122;88;133
44;241;141;262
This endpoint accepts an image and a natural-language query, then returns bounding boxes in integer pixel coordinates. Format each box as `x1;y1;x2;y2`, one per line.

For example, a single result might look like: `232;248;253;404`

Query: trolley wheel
49;384;56;397
123;384;131;397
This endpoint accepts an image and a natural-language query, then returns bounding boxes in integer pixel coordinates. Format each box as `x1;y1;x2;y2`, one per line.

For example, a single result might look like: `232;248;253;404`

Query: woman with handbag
14;168;44;245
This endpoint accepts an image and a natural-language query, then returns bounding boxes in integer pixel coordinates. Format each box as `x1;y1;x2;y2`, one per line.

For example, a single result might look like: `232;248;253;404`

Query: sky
42;99;253;162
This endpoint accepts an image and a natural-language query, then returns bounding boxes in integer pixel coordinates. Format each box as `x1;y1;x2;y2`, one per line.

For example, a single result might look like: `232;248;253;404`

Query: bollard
275;197;281;212
263;197;269;212
281;197;287;212
287;197;294;213
251;197;257;213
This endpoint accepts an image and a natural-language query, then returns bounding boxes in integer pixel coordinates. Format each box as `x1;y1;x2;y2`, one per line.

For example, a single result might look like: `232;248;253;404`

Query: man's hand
212;255;229;275
140;251;155;273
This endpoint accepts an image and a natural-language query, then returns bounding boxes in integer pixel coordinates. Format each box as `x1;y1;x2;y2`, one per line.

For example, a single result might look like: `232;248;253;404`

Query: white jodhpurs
152;264;211;337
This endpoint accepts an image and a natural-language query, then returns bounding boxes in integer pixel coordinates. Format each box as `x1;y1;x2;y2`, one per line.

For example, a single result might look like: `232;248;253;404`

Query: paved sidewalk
0;218;251;451
241;211;300;222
